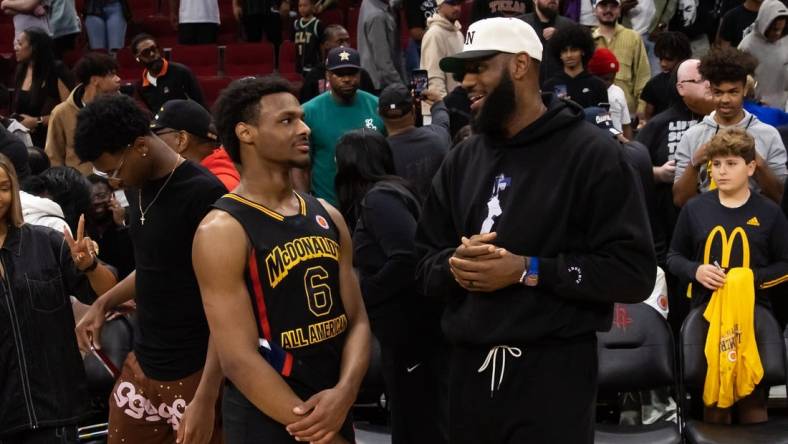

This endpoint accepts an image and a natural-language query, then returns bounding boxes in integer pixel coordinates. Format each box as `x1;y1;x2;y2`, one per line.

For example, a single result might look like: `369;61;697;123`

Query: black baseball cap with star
326;47;361;71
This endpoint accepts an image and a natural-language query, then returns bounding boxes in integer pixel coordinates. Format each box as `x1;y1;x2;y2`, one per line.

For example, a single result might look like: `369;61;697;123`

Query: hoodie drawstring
477;345;523;397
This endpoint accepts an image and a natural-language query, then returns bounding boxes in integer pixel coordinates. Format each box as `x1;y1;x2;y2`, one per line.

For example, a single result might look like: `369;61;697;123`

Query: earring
142;153;147;158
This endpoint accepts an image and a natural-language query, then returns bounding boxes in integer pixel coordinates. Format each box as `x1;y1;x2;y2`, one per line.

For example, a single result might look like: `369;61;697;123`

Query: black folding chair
594;303;682;444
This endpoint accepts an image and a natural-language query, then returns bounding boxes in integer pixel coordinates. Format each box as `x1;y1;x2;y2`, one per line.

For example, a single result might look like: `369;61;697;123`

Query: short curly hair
550;24;597;67
654;31;691;61
212;75;295;164
74;52;118;85
699;47;758;86
706;127;755;163
74;94;151;162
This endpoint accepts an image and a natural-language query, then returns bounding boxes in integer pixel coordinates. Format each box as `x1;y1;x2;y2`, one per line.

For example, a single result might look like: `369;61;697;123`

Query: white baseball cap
439;17;543;73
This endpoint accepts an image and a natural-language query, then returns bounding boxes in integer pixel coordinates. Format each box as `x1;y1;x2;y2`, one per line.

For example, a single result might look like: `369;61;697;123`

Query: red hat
588;48;619;76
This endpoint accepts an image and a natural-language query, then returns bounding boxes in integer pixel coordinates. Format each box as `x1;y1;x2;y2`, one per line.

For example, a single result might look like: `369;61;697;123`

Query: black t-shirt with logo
471;0;532;23
635;102;702;260
405;0;437;30
542;71;608;109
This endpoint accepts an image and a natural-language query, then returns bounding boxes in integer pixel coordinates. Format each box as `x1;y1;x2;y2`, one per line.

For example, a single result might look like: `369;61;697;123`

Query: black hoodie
415;95;656;347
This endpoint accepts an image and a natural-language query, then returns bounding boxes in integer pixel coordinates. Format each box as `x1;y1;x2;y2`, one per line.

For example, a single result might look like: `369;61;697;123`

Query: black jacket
415;95;656;347
0;224;96;435
137;62;204;113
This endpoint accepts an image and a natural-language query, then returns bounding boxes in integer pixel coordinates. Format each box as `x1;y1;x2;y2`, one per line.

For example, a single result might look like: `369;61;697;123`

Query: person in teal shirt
301;47;385;205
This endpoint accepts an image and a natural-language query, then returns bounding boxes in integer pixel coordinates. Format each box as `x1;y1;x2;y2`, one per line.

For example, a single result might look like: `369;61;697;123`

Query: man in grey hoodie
739;0;788;110
357;0;405;92
673;47;787;206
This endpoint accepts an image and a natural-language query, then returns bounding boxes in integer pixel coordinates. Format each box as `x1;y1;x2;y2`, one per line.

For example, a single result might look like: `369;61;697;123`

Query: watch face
525;274;538;286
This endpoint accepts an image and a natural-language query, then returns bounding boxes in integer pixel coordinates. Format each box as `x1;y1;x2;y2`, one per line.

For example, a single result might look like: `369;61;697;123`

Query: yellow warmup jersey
702;227;763;408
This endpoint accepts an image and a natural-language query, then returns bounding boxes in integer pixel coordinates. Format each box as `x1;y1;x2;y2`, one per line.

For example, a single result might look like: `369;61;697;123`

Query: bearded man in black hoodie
416;17;657;444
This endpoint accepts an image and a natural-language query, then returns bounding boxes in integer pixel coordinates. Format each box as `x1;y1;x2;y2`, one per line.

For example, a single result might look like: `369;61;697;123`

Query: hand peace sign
65;214;99;272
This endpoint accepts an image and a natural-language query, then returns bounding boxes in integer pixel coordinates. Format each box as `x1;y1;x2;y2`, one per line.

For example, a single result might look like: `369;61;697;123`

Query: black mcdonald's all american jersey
213;191;348;395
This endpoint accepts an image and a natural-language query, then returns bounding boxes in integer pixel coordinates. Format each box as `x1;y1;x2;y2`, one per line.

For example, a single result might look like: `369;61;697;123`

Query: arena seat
224;42;275;77
680;304;788;444
594;303;682;444
170;45;220;76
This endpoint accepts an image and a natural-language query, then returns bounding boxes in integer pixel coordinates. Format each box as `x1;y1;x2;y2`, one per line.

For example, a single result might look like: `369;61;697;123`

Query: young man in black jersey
73;94;225;444
194;76;371;444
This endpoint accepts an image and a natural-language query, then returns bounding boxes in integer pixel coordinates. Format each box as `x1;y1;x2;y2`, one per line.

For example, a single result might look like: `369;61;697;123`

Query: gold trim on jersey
265;236;340;288
223;192;307;221
280;313;348;349
760;274;788;289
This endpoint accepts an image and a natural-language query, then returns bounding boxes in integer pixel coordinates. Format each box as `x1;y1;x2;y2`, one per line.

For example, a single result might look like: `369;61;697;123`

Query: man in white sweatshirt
420;0;463;98
673;47;787;206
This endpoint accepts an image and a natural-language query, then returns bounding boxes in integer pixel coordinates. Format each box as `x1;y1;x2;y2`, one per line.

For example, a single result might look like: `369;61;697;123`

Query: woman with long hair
335;129;447;444
0;153;116;443
12;27;75;149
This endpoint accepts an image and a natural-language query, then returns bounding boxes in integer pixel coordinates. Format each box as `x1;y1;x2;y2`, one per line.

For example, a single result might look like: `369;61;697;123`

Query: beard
472;69;517;140
146;58;164;74
536;2;558;19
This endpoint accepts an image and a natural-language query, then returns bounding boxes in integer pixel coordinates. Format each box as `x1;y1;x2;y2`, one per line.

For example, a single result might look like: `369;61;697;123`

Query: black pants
449;340;597;444
0;426;78;444
381;343;449;444
241;13;282;46
178;23;219;45
222;382;354;444
53;33;78;60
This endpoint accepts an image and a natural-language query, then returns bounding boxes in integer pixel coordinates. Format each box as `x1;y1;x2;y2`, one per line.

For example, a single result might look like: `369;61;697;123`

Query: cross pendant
140;215;145;226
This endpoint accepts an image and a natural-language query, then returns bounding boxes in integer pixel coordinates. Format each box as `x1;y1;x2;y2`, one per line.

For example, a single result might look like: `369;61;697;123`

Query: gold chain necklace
138;156;181;226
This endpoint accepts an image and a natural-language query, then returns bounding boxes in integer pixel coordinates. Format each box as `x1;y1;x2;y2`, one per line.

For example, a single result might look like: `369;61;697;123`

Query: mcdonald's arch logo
703;226;750;269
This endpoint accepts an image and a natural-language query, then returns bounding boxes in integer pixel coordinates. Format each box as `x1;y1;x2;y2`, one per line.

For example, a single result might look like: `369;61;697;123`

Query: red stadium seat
460;0;473;31
170;45;220;76
139;17;178;47
347;7;359;48
399;8;409;54
223;42;275;77
278;40;296;74
0;23;14;54
115;48;141;81
199;76;232;109
318;8;344;26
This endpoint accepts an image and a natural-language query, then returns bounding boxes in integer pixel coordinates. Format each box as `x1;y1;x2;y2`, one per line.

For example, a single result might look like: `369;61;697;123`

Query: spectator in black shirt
85;174;134;279
641;31;691;121
73;94;225;444
717;0;763;48
519;0;575;86
300;24;376;102
378;83;450;200
543;24;609;108
471;0;531;22
129;33;205;112
335;128;447;444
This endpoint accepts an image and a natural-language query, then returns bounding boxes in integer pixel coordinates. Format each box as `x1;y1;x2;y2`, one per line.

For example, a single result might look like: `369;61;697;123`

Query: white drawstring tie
477;345;523;397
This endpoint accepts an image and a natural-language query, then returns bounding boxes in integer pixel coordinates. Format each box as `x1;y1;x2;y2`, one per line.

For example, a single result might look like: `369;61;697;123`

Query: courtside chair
594;303;682;444
680;304;788;444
